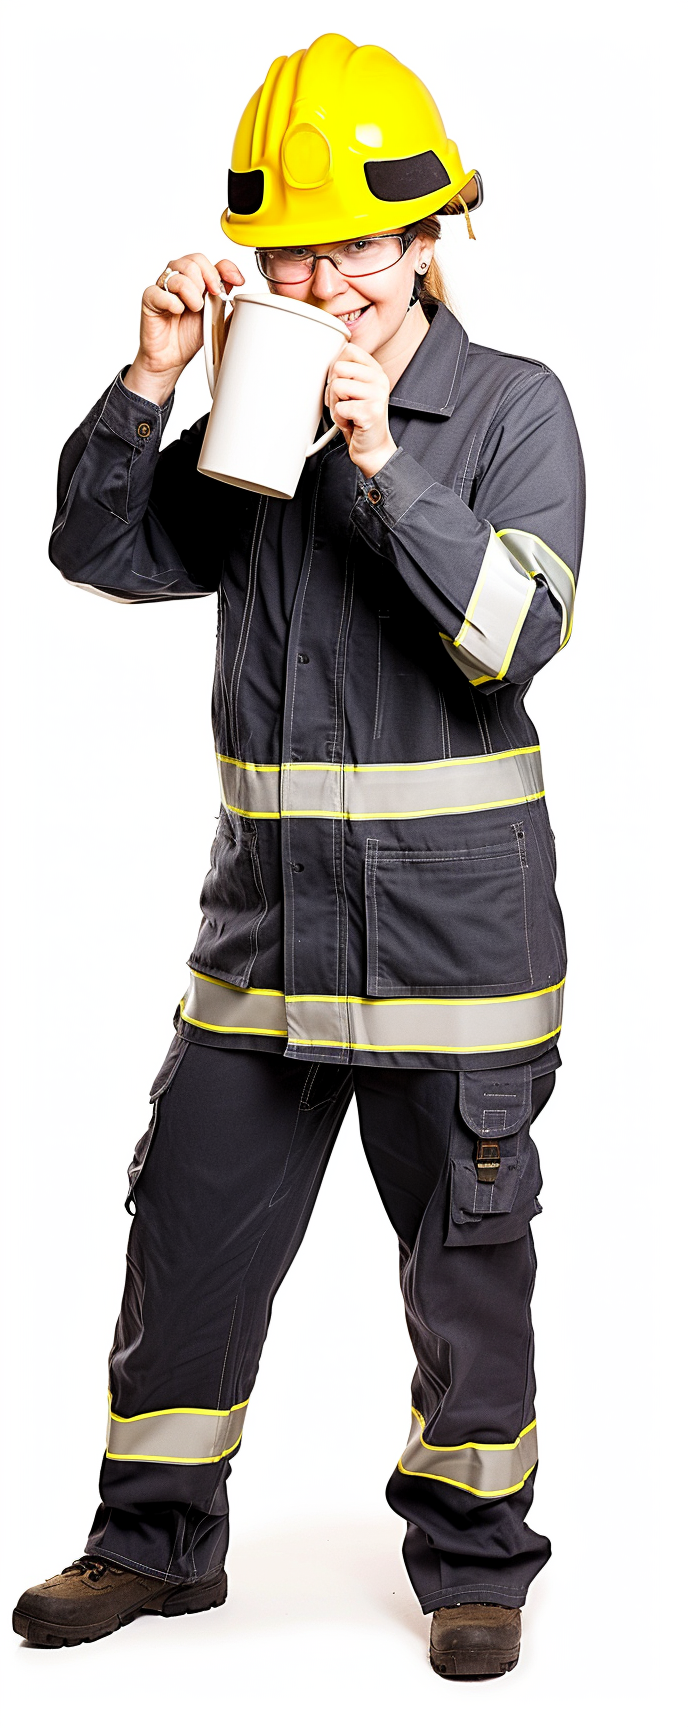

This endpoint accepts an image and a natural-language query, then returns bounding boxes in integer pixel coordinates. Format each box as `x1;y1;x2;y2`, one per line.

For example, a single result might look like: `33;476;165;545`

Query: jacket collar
388;300;469;419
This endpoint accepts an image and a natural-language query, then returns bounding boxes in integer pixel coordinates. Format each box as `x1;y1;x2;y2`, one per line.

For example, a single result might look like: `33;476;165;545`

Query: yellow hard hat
222;34;482;248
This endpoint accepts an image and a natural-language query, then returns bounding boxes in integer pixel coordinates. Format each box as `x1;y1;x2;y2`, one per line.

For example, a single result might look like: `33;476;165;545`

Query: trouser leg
86;1039;353;1582
353;1064;554;1612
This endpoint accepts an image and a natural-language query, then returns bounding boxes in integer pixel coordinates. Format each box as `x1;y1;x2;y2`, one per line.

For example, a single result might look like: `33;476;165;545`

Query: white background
0;0;681;1721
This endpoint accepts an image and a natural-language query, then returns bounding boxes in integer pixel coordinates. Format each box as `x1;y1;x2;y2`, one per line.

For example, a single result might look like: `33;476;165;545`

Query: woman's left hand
325;343;397;479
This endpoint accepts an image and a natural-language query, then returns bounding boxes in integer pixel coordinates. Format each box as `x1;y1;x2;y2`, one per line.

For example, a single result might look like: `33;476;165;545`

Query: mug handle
305;419;339;457
204;290;231;398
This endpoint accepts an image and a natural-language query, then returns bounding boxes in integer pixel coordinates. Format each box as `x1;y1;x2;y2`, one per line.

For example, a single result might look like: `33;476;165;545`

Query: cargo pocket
364;826;533;996
125;1033;189;1213
188;807;269;987
444;1063;543;1246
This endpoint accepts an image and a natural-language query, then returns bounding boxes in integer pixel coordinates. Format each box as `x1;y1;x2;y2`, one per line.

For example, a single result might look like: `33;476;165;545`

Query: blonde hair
414;190;476;311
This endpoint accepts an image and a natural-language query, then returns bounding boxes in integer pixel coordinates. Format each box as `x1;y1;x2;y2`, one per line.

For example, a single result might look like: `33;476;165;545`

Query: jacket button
367;487;382;505
297;652;310;663
290;861;304;872
313;538;325;550
137;422;152;439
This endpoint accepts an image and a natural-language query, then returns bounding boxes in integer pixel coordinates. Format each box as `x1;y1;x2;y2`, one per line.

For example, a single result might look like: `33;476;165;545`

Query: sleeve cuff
98;368;176;450
351;448;437;535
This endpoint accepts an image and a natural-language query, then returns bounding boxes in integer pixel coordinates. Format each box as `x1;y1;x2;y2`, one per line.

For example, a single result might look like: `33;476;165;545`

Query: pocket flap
451;1153;527;1221
459;1064;532;1137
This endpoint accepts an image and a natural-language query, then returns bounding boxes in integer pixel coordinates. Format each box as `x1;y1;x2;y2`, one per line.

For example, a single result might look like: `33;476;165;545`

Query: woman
13;34;584;1678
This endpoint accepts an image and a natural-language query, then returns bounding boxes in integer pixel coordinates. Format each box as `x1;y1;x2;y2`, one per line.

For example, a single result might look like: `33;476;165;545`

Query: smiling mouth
335;304;371;324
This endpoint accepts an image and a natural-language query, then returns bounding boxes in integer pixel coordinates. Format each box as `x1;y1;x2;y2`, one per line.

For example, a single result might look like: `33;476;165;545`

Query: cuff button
367;487;382;505
137;422;152;439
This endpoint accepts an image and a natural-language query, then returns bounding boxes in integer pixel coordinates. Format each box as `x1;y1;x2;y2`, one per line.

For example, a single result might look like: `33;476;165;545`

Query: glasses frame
255;226;419;286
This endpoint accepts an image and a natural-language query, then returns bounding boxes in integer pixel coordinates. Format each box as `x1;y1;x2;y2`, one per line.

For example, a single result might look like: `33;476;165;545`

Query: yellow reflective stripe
180;971;288;1038
216;754;281;818
106;1392;249;1466
285;980;564;1054
496;527;576;648
398;1407;538;1498
440;526;576;683
217;747;545;821
451;527;537;680
179;974;564;1055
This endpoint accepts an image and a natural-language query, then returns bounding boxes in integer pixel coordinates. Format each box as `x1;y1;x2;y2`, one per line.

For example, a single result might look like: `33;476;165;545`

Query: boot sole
13;1570;228;1648
430;1642;520;1680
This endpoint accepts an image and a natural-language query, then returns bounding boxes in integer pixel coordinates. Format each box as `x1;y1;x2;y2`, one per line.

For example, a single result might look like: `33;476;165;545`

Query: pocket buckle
475;1137;501;1183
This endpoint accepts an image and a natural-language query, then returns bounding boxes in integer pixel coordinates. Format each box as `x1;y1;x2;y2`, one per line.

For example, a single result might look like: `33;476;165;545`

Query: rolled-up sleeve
49;371;224;603
350;368;585;688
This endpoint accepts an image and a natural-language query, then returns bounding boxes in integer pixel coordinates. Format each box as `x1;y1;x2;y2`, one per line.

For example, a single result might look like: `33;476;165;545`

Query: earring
420;261;428;272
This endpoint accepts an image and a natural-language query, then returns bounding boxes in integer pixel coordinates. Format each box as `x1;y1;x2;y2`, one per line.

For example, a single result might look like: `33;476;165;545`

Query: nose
310;254;344;299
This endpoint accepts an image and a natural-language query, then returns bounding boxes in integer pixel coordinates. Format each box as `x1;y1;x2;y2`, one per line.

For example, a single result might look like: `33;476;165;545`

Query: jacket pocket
188;808;268;987
125;1034;188;1213
444;1063;546;1246
364;825;533;996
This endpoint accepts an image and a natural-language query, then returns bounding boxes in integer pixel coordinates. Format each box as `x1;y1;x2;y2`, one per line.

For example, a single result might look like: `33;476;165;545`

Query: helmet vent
364;151;450;203
228;168;265;215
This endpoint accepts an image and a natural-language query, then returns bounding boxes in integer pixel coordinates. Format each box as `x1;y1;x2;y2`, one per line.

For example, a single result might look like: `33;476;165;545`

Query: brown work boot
429;1603;521;1679
13;1554;228;1648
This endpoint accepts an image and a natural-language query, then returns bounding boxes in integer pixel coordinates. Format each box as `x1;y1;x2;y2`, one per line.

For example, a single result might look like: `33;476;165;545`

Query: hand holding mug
325;343;397;479
124;253;245;406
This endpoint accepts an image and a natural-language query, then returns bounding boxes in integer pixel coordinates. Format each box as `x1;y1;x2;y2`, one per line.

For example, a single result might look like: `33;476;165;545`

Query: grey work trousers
86;1038;555;1611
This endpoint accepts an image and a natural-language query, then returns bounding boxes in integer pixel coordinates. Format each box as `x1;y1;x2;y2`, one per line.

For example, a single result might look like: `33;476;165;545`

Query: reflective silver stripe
218;748;544;821
217;755;281;817
180;974;564;1054
282;749;544;818
398;1408;538;1497
497;528;576;647
286;980;564;1054
180;972;288;1037
106;1398;248;1465
449;526;537;681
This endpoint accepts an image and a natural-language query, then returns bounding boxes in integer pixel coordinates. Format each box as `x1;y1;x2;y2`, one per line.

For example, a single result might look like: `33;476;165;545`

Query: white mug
197;291;347;499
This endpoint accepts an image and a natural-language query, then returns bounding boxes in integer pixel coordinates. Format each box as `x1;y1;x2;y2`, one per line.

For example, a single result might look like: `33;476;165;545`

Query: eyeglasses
255;228;417;286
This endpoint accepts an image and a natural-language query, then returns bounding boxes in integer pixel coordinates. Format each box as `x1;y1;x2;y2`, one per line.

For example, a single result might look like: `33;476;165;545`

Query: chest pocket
445;1063;545;1246
188;808;268;988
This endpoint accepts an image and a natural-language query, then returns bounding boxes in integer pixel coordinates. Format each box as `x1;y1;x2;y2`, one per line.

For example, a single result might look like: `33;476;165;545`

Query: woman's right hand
123;253;245;406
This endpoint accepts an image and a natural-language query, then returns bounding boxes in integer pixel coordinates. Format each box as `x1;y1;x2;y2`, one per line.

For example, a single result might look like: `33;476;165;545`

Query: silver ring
158;266;175;292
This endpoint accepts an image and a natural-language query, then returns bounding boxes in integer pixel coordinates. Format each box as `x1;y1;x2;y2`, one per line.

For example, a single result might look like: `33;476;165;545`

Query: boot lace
62;1555;126;1583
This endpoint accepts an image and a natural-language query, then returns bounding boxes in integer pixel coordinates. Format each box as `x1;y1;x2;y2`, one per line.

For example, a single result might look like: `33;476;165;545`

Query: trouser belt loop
475;1138;501;1183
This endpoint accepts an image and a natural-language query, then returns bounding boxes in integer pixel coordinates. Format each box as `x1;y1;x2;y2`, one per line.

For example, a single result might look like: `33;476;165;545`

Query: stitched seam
245;826;269;979
84;1546;187;1585
338;543;356;1048
438;688;450;758
440;326;466;412
475;370;553;487
458;429;478;500
50;377;122;535
287;467;323;1000
514;825;534;986
230;500;266;754
378;481;435;530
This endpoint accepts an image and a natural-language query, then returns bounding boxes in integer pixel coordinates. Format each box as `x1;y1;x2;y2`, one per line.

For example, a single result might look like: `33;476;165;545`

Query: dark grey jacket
50;300;585;1071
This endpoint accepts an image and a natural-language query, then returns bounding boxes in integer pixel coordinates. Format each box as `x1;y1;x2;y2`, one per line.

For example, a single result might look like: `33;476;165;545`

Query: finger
158;270;205;313
167;256;207;294
215;257;246;290
144;284;188;317
329;360;377;383
330;398;376;431
327;377;379;408
343;341;378;364
175;253;232;295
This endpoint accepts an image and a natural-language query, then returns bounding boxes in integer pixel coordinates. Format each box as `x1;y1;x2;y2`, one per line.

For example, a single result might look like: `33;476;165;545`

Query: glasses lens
331;234;404;277
256;233;406;284
257;249;316;284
